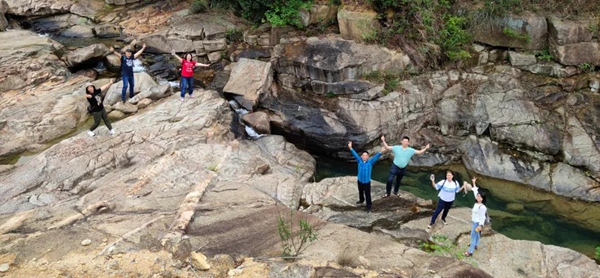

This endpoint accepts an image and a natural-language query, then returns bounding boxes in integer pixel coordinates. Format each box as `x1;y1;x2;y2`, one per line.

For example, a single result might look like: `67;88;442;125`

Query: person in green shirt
381;135;430;197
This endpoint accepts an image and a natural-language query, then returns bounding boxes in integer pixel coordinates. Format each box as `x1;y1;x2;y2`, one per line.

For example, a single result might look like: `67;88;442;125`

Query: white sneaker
180;97;185;102
87;130;95;137
109;129;115;136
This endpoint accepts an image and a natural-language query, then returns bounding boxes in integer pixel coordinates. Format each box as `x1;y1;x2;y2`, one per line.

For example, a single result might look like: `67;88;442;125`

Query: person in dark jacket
348;140;386;213
85;79;115;137
109;43;146;102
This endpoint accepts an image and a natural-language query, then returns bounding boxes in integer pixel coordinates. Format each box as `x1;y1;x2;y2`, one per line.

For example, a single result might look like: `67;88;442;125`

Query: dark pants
386;164;406;195
357;181;372;210
121;75;135;101
90;109;112;131
430;198;453;225
180;77;194;97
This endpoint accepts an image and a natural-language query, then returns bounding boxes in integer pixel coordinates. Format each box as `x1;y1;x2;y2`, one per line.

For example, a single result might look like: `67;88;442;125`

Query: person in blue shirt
348;140;386;213
109;43;146;102
381;135;430;198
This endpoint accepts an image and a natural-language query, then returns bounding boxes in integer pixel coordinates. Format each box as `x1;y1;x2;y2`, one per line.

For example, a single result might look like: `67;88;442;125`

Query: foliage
277;207;318;258
595;245;600;260
265;0;313;27
418;234;477;265
441;15;472;61
578;62;595;73
533;49;553;62
502;27;531;42
362;70;403;93
481;0;523;16
225;29;244;43
326;91;336;98
189;0;209;14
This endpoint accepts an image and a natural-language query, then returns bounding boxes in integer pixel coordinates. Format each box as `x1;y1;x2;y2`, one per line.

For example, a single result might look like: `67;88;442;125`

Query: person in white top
464;177;487;257
427;170;465;229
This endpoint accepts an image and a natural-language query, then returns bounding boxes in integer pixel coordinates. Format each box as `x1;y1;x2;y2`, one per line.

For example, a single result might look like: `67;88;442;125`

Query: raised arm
100;79;115;94
380;135;393;151
171;49;183;63
348;141;361;162
134;43;146;59
471;177;479;196
109;47;122;59
429;174;437;189
194;62;210;67
414;144;430;155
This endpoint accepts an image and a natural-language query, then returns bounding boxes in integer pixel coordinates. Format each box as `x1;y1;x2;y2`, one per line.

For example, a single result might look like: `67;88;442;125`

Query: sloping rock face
0;30;67;92
548;17;600;66
404;208;600;278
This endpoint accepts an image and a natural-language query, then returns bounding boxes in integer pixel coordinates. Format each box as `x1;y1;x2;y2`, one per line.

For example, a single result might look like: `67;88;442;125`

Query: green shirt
392;146;416;168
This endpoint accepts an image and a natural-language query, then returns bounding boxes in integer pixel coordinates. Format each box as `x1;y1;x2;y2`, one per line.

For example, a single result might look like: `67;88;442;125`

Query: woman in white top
427;170;464;229
464;177;487;257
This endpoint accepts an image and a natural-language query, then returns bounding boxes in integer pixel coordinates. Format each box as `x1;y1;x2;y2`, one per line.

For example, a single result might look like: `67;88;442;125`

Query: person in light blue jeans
427;170;464;229
464;177;487;257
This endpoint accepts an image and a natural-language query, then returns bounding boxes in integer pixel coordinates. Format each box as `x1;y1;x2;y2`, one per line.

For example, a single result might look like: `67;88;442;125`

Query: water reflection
313;156;600;258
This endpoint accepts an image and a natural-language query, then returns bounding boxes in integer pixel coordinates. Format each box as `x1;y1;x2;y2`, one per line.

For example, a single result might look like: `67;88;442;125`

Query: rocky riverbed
1;0;599;277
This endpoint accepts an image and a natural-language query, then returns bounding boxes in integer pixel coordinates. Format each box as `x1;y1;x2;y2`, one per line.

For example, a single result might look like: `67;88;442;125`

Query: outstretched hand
430;174;435;182
381;135;386;142
171;49;176;56
348;141;352;149
425;143;430;149
142;43;146;49
109;46;114;52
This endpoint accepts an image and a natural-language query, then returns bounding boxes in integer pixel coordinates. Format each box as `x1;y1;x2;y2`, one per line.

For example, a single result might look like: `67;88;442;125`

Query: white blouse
471;187;487;225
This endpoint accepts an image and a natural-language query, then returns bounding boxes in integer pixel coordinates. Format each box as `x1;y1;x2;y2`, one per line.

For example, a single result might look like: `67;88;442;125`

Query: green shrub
534;49;553;61
502;27;531;42
418;234;477;266
578;62;595;72
277;207;318;258
441;15;472;61
265;0;313;27
595;245;600;260
225;29;243;43
189;0;209;14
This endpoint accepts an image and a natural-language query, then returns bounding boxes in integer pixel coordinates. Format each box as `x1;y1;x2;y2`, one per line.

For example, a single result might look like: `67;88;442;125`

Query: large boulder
104;72;158;105
242;111;270;134
562;116;600;178
223;58;272;111
59;25;94;38
472;14;547;50
4;0;73;16
0;14;7;32
547;17;594;46
166;13;238;40
299;4;338;27
142;34;194;54
272;37;410;97
127;83;172;104
63;43;110;70
550;41;600;66
0;30;68;92
337;6;380;42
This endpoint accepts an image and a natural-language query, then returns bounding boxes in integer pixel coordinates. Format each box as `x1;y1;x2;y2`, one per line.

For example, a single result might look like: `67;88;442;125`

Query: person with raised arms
348;140;386;213
427;170;464;229
380;135;430;198
109;43;146;102
170;50;210;102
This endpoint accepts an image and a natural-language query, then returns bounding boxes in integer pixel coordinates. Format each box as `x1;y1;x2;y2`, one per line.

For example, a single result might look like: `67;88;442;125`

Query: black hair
402;136;410;141
86;85;96;94
361;151;369;156
446;170;454;175
185;53;193;60
478;191;487;204
125;49;133;53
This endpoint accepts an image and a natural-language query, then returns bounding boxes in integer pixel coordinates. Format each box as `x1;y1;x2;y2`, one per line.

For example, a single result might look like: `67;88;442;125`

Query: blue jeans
468;221;481;254
121;75;135;101
386;164;406;195
181;77;194;98
430;198;453;225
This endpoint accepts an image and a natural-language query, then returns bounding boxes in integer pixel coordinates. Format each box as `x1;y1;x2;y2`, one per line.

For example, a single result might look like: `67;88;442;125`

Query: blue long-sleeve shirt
350;148;382;183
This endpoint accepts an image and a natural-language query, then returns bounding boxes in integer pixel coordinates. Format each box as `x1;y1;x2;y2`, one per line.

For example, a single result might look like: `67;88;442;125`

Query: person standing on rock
348;141;385;213
85;79;116;137
381;135;430;198
427;170;464;229
464;177;487;257
109;43;146;102
170;50;210;102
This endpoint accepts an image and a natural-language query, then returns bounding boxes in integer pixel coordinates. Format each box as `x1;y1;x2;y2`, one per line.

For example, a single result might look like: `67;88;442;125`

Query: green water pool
313;156;600;259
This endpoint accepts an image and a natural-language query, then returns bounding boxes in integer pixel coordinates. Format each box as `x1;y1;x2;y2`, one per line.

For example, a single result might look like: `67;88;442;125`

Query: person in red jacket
171;50;210;102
